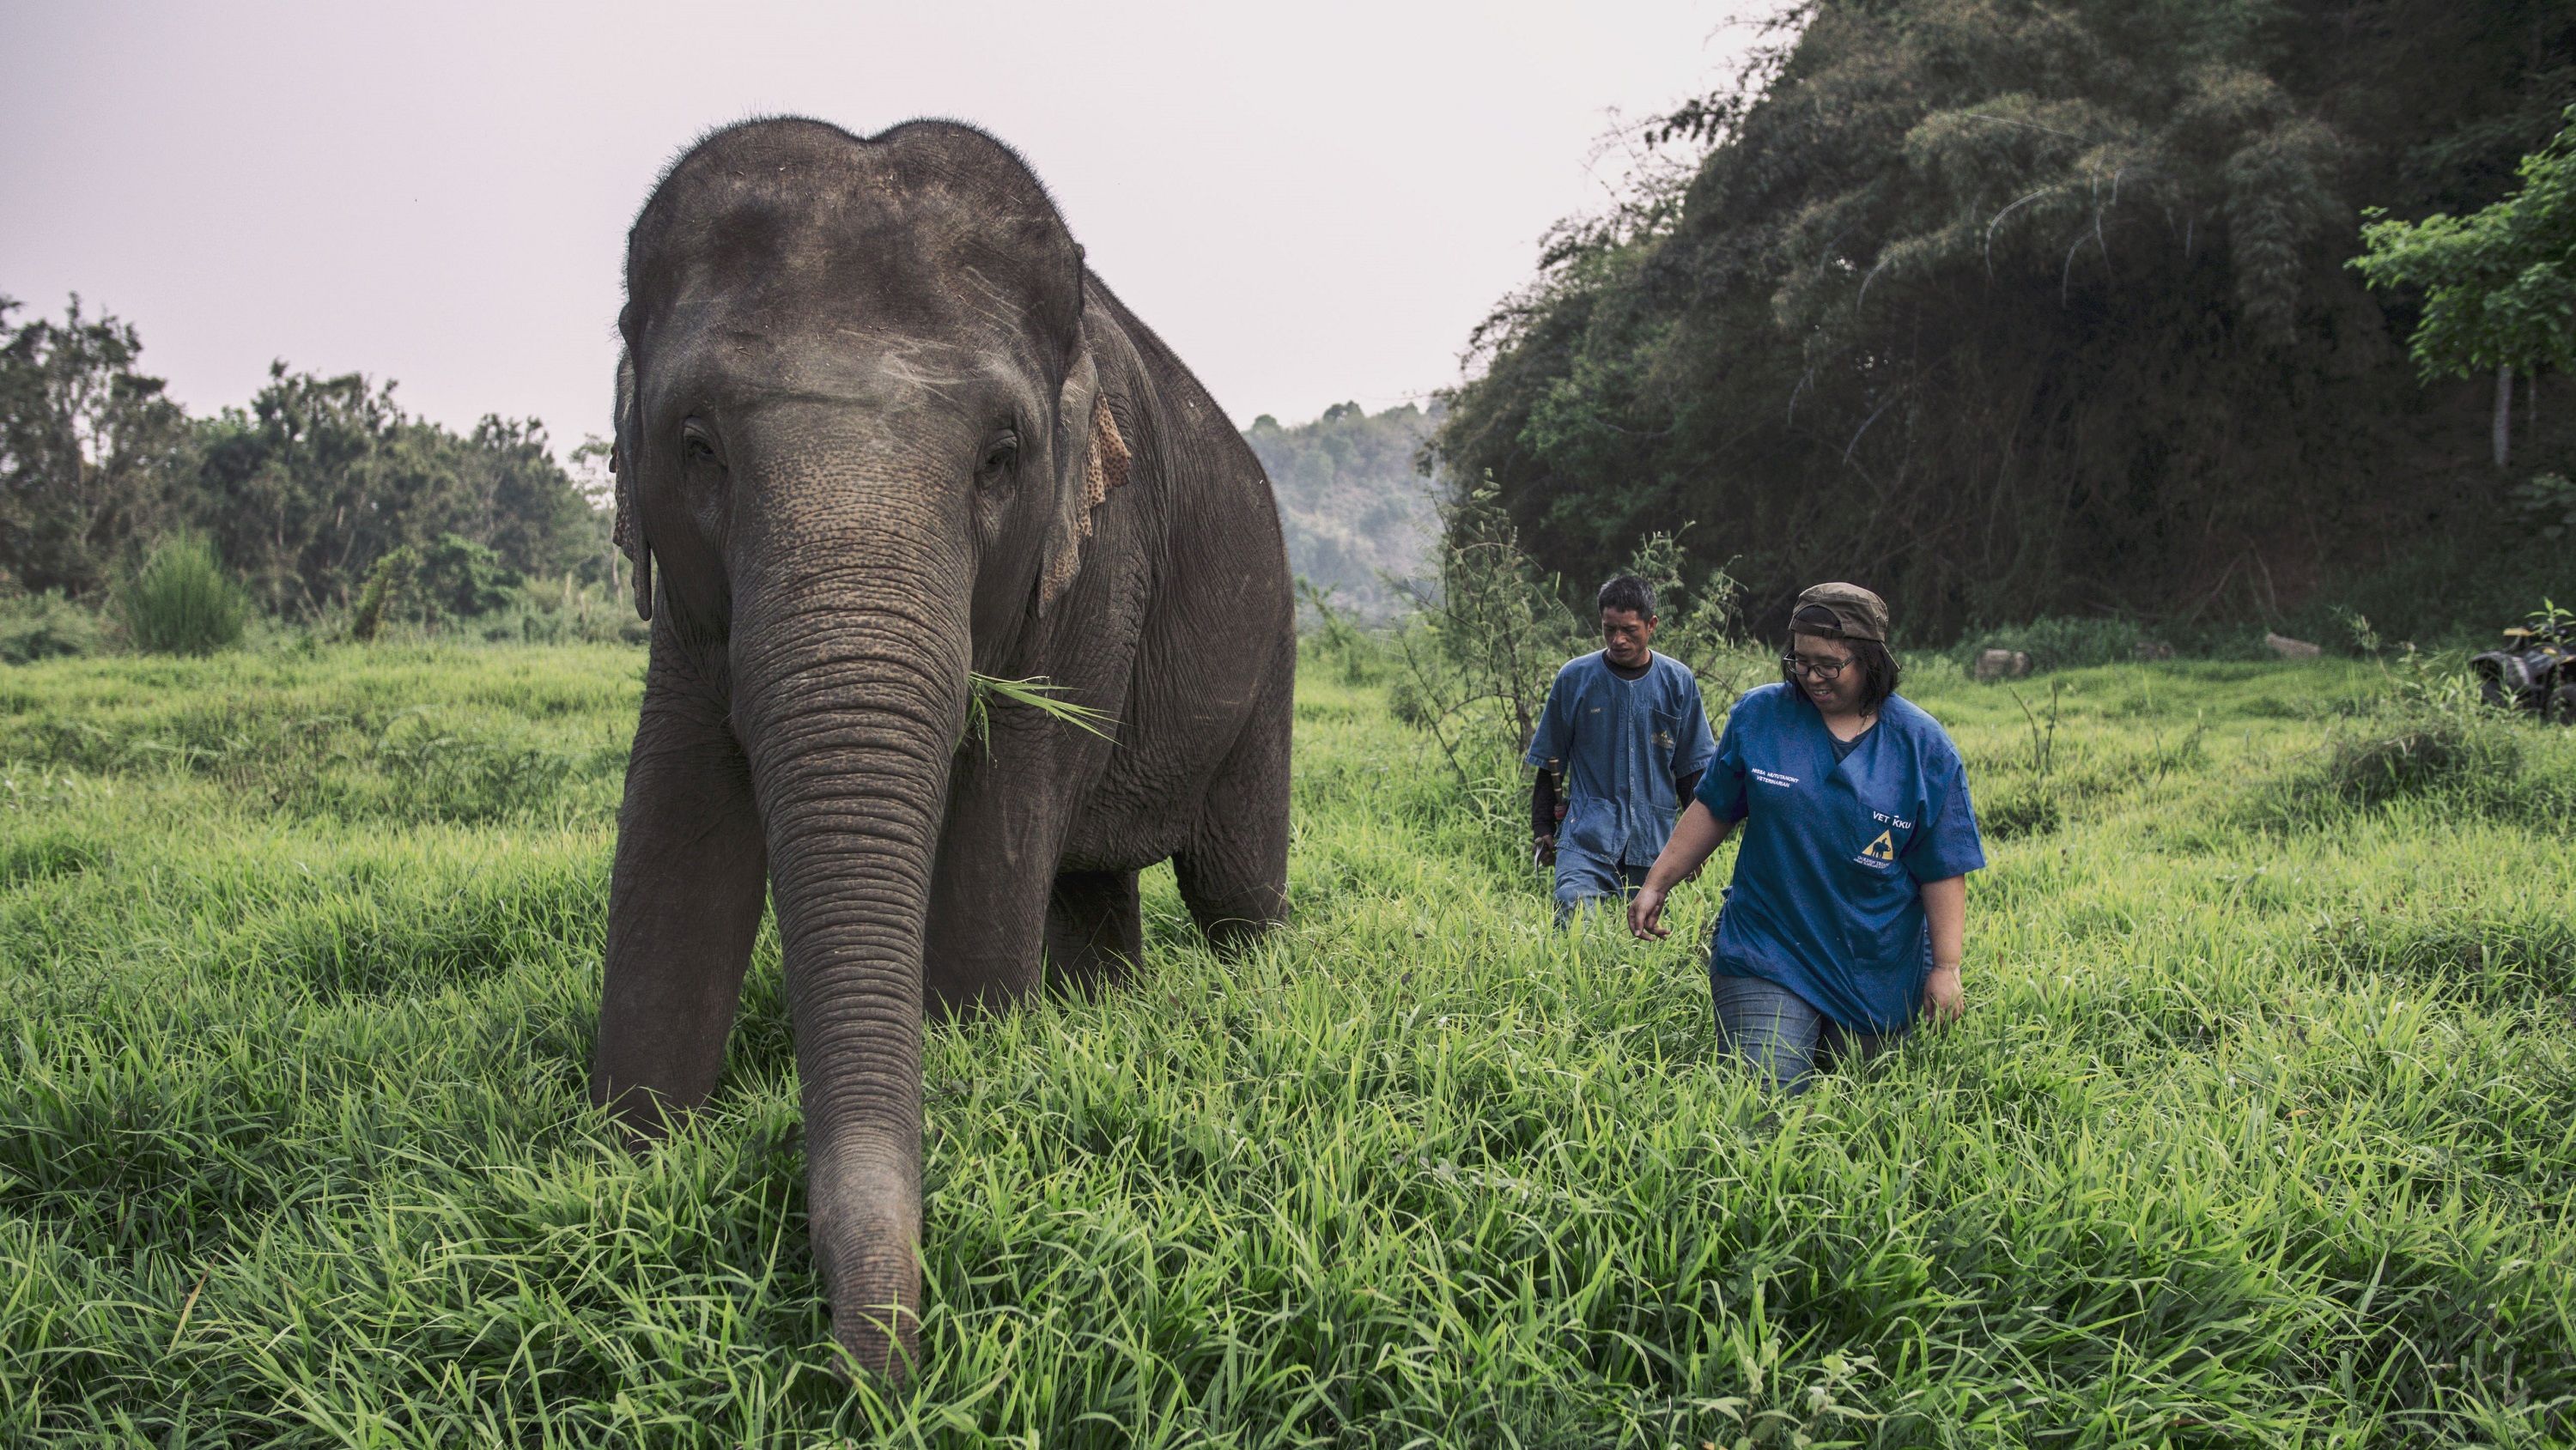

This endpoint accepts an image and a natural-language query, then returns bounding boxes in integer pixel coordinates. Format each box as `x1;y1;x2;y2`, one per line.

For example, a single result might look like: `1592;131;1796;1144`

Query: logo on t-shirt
1861;828;1896;862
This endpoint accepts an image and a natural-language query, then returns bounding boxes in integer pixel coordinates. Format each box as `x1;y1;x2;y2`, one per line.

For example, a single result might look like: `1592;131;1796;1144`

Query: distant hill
1244;401;1441;619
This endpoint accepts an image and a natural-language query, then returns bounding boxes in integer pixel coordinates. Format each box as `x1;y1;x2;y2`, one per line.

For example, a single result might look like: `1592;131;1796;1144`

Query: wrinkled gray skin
592;118;1291;1379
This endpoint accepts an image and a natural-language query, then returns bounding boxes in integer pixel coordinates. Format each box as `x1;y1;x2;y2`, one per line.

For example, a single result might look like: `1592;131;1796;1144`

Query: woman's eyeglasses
1783;653;1853;681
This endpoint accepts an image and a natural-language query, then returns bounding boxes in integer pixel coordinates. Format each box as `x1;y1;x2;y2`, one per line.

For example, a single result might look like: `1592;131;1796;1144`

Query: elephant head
601;118;1129;1376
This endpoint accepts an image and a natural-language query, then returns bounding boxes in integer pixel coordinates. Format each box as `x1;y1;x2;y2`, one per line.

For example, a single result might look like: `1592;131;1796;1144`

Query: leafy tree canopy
0;294;191;598
2355;106;2576;378
0;295;611;616
1437;0;2576;641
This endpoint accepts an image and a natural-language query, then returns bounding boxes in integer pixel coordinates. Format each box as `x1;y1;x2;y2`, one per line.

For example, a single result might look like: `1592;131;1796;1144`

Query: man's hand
1923;963;1964;1024
1533;834;1556;868
1627;885;1670;940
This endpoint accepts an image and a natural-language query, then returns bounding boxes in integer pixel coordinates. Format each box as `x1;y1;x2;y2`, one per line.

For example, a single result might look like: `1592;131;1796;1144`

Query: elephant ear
612;350;653;621
1036;343;1131;615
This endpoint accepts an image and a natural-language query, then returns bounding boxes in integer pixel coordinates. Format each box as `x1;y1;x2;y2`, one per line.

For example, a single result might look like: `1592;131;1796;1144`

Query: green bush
417;535;519;617
117;534;252;656
2316;706;2522;807
2249;647;2567;828
1973;780;2065;839
2513;470;2576;540
0;591;101;664
348;545;418;641
351;534;526;641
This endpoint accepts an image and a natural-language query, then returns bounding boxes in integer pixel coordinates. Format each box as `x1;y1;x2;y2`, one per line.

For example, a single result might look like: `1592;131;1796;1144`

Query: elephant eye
680;422;720;468
976;432;1020;488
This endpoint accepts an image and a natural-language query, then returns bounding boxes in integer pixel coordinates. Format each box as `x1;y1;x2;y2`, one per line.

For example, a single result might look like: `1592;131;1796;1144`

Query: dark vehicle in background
2472;612;2576;722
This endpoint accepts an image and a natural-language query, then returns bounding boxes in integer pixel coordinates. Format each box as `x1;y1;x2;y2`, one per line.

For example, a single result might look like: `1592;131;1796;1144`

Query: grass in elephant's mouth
963;670;1117;749
2;641;2573;1446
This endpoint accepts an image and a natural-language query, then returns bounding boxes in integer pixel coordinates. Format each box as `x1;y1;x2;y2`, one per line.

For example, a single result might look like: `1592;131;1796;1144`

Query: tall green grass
1;644;2571;1445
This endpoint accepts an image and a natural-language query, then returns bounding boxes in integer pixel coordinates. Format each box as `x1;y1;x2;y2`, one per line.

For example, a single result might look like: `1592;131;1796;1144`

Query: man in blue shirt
1526;575;1718;920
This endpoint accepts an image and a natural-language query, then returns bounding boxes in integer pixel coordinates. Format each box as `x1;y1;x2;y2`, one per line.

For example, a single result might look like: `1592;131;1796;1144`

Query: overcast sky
2;3;1771;446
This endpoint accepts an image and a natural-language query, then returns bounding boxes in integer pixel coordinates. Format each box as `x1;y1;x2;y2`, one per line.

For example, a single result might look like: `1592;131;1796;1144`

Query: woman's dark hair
1597;573;1656;618
1783;604;1902;713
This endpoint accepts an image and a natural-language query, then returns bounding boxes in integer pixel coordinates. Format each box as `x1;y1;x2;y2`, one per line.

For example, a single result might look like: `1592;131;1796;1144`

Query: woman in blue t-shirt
1627;582;1985;1091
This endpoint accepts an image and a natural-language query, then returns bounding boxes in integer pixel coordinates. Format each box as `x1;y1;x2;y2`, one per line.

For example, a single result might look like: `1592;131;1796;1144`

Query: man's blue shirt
1524;652;1716;869
1694;683;1985;1033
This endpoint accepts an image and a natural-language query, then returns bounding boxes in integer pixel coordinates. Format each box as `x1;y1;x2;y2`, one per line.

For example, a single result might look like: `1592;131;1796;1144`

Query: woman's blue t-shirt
1694;683;1985;1034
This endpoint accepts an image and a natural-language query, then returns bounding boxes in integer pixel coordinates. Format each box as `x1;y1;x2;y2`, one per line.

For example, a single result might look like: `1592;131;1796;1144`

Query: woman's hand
1920;876;1966;1024
1627;801;1735;942
1628;885;1669;940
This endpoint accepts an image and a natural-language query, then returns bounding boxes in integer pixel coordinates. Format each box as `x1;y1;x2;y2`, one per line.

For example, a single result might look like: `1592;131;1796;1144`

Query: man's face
1601;608;1656;668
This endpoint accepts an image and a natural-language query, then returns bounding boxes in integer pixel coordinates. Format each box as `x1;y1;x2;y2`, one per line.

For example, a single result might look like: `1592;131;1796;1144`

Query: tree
348;532;521;640
1;295;612;622
2354;106;2576;465
452;415;608;585
190;365;407;613
0;295;191;596
189;365;606;615
1437;0;2576;640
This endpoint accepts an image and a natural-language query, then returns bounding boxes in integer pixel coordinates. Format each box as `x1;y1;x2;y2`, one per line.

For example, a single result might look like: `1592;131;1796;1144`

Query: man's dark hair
1597;574;1656;618
1785;604;1903;713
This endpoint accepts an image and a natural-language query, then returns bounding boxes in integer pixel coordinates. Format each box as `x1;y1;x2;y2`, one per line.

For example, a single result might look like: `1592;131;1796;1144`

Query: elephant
590;117;1293;1379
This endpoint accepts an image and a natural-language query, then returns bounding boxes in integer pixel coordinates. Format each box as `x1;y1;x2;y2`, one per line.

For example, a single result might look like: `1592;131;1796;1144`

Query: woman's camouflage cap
1791;582;1890;643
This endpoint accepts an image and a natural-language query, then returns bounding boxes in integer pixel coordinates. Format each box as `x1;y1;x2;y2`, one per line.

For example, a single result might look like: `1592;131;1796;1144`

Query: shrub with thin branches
1391;478;1755;803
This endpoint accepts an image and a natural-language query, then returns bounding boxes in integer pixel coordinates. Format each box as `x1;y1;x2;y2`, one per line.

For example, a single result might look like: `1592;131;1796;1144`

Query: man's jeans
1553;852;1648;924
1709;972;1905;1093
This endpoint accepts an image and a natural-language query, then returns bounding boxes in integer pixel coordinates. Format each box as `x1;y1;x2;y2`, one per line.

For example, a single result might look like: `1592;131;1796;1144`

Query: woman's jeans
1709;972;1905;1093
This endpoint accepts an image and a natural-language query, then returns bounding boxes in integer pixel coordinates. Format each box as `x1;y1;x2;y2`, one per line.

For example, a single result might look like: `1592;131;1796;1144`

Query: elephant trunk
730;521;969;1380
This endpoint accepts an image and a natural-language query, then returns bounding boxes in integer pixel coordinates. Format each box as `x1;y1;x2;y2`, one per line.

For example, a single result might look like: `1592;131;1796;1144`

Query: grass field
3;640;2573;1447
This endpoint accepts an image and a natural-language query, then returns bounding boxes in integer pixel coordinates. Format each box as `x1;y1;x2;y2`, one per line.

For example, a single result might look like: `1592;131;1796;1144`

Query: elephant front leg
920;718;1074;1016
592;656;769;1140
